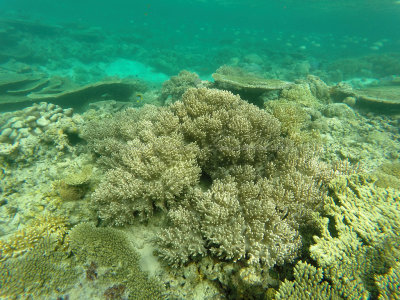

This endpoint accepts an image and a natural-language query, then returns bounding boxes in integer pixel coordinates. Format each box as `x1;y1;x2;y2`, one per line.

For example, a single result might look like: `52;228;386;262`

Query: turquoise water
0;1;400;299
1;0;400;79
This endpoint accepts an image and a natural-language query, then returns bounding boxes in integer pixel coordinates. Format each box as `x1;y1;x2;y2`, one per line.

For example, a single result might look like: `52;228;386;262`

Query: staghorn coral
304;75;331;104
172;88;331;184
375;261;400;300
326;174;400;246
198;176;302;267
156;88;329;268
310;174;400;299
264;99;311;138
275;261;339;299
0;214;68;260
279;81;324;108
155;189;207;266
277;174;400;299
373;161;400;189
171;87;283;177
156;165;325;268
91;132;200;225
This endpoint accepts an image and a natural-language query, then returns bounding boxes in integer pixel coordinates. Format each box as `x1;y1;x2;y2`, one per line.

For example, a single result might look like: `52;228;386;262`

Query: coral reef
0;235;80;298
83;106;201;225
311;100;400;170
160;70;202;104
276;174;400;299
0;102;82;163
85;88;330;273
68;223;164;299
0;214;68;260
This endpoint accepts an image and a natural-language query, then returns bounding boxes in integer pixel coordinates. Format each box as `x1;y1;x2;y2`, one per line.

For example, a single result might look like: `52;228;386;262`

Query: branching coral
0;214;68;260
156;164;325;268
276;174;400;299
276;261;339;299
157;88;329;267
160;70;202;104
375;261;400;300
84;87;330;271
171;87;283;177
83;106;201;225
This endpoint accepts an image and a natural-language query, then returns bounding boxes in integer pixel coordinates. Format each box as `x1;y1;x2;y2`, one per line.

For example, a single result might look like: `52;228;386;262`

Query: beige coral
92;133;201;225
84;106;201;225
198;176;302;267
171;87;282;177
160;70;202;104
85;87;329;271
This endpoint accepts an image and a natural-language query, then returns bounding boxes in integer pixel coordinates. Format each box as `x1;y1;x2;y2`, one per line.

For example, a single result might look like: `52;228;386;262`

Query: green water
0;1;399;300
1;0;400;80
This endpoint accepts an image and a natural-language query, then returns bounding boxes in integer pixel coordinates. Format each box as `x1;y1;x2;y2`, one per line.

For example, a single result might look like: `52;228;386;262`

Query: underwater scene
0;0;400;299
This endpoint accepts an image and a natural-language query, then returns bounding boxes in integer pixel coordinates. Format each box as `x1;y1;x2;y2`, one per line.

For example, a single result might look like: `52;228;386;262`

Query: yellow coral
63;165;93;186
0;214;68;260
279;83;322;107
